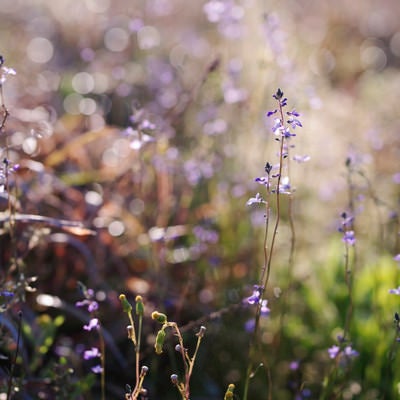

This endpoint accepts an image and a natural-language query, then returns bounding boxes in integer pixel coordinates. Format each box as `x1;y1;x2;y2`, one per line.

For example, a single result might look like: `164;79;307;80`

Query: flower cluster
339;212;356;246
328;334;358;367
75;283;102;374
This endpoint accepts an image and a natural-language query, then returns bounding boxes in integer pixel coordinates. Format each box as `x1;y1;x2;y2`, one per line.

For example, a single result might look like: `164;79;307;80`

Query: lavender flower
246;193;266;206
91;365;103;374
328;345;340;359
260;299;270;316
245;285;262;305
342;230;356;246
83;347;101;360
389;287;400;295
83;318;100;331
286;109;303;129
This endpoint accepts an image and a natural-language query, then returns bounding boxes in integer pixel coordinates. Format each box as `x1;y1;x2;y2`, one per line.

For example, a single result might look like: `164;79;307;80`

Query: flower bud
196;325;206;338
127;325;135;339
170;374;178;385
154;329;166;354
175;344;181;352
135;295;144;316
119;294;132;314
141;365;149;375
151;311;167;324
224;384;235;400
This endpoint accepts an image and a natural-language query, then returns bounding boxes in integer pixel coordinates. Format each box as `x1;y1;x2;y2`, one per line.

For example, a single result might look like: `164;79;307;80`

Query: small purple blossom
245;285;262;305
83;318;100;331
293;154;310;163
328;345;340;359
91;365;103;374
287;109;302;129
394;254;400;262
246;193;266;206
342;230;356;246
83;347;101;360
255;176;269;186
343;345;359;358
389;287;400;295
0;291;14;298
260;299;270;316
278;176;291;194
76;298;99;312
289;360;300;370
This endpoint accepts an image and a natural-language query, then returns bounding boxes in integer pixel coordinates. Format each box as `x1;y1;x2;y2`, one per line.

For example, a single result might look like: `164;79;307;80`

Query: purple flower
389;287;400;295
342;230;356;246
91;365;103;374
328;345;340;359
278;176;291;194
246;193;266;206
0;291;14;298
287;109;302;129
245;286;262;305
343;345;359;358
83;318;99;331
394;254;400;262
293;154;310;163
83;347;101;360
289;360;300;370
260;299;270;316
255;176;269;186
76;298;99;313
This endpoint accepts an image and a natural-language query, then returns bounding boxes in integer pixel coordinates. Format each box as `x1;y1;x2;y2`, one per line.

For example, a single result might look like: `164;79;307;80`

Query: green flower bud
135;295;144;316
119;294;132;314
155;329;166;354
151;311;167;324
224;384;235;400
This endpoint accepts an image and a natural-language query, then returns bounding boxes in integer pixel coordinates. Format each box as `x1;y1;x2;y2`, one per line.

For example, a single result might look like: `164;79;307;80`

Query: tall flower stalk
243;89;304;400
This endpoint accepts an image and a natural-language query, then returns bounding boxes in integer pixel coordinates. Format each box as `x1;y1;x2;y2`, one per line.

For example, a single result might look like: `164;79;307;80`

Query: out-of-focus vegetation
0;0;400;398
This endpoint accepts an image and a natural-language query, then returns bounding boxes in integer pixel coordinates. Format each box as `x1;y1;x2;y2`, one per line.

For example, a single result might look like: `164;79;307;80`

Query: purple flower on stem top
83;347;101;360
83;318;100;331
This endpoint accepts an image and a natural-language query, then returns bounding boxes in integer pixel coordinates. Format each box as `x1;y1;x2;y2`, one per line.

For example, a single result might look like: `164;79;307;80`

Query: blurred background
0;0;400;398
